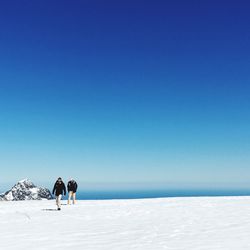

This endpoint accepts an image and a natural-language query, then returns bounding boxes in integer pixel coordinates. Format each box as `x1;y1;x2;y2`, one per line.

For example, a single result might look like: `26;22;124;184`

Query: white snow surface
1;196;250;250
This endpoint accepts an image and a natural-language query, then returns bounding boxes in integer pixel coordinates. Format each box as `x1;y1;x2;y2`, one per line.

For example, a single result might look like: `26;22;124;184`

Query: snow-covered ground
1;196;250;250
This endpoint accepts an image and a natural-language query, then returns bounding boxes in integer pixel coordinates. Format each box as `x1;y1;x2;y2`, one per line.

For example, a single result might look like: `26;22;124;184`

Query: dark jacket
52;181;66;196
67;180;78;193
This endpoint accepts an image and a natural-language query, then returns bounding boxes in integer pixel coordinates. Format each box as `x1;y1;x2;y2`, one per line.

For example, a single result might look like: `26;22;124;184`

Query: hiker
52;177;66;210
67;178;78;205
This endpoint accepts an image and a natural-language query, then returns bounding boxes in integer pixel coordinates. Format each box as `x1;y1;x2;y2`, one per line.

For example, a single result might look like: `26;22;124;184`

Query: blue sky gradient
0;1;250;191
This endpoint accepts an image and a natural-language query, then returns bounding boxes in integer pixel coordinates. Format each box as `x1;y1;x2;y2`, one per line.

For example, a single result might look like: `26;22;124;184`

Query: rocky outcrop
0;179;52;201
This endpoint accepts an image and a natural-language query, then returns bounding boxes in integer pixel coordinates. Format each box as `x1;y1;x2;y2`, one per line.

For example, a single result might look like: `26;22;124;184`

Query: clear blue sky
0;1;249;191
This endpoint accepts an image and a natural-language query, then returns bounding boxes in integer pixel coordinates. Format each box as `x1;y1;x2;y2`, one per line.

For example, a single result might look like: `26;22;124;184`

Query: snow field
1;196;250;249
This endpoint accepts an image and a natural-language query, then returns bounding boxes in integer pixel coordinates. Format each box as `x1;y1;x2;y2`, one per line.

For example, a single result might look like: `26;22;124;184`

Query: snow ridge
0;179;52;201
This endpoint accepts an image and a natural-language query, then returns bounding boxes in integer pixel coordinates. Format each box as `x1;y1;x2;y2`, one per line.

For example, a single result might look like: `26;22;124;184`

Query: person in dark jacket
52;177;66;210
67;178;78;205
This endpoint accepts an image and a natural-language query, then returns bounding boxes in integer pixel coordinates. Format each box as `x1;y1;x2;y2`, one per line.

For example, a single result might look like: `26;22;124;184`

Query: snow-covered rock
0;179;52;201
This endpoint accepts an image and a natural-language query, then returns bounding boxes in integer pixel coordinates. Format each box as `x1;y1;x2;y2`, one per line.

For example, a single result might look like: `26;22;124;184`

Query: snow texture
0;179;52;201
0;196;250;249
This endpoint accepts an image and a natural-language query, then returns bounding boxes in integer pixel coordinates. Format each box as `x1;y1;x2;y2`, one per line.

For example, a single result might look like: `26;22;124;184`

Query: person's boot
58;207;61;211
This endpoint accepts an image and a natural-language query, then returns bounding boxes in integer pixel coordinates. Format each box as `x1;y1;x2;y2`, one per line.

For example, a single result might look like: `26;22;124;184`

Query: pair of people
52;177;78;210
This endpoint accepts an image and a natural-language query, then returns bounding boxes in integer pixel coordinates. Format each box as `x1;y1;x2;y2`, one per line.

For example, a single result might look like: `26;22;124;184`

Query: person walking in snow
67;178;78;205
52;177;66;210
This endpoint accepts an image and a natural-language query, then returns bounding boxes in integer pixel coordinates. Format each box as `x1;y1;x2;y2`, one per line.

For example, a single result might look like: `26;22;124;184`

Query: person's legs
56;195;59;207
72;192;76;204
56;195;62;210
68;191;73;205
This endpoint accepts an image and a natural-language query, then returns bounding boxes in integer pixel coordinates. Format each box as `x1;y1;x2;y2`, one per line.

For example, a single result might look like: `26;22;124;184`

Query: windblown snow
0;196;250;250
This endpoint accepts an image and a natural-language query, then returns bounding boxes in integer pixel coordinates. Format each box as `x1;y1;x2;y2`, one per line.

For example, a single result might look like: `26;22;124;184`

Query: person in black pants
52;177;66;210
67;178;78;205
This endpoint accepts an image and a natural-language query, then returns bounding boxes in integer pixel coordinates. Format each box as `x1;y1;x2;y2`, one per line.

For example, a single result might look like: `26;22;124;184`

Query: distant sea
67;189;250;200
1;189;250;200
